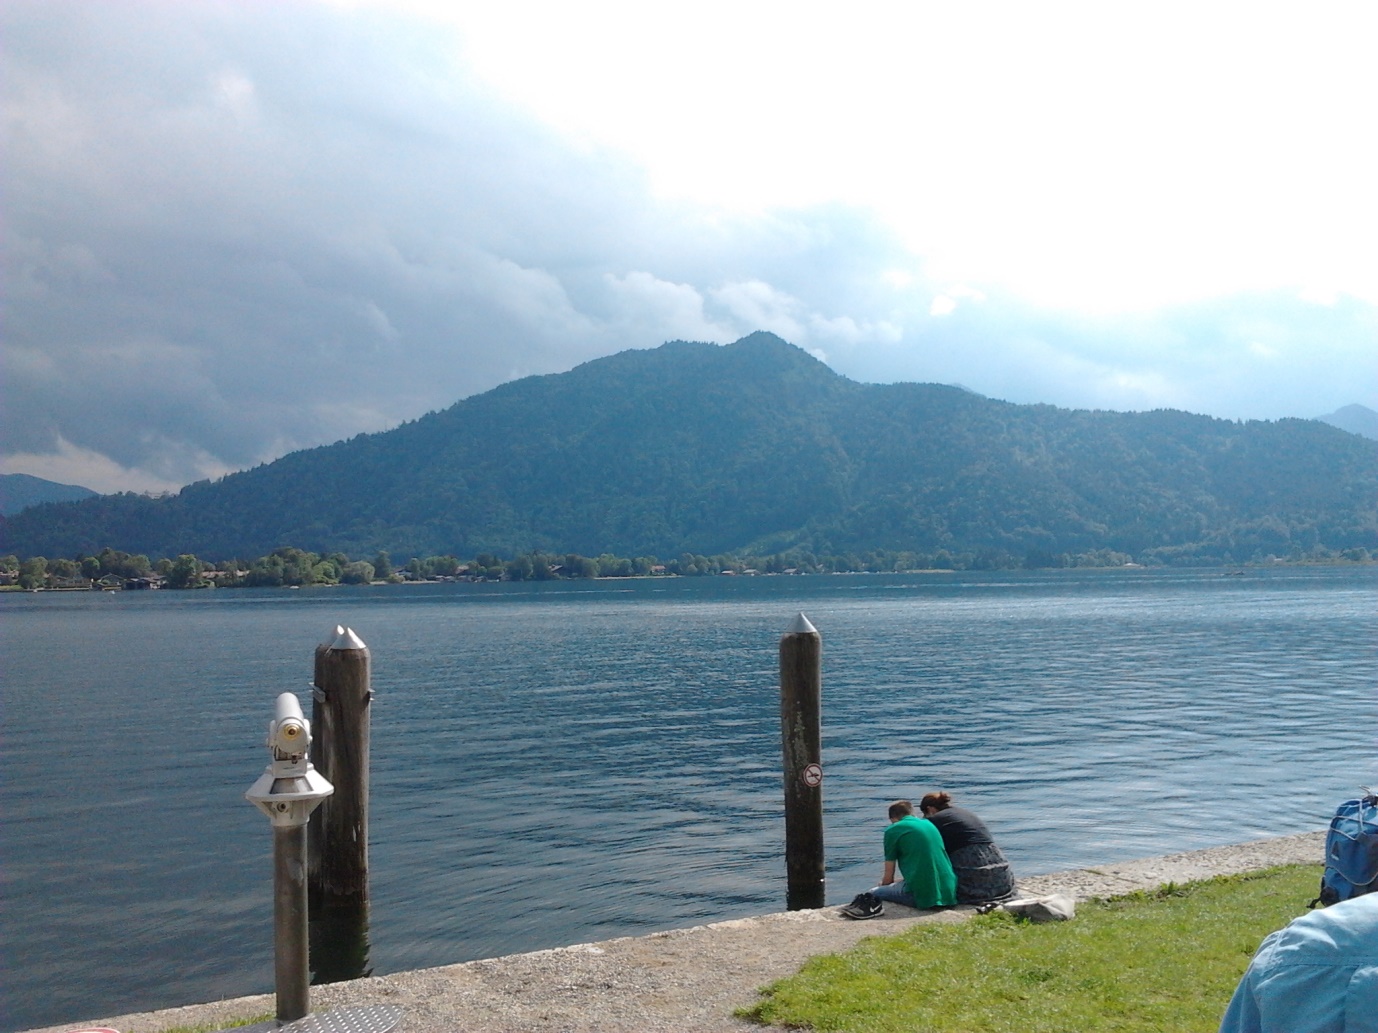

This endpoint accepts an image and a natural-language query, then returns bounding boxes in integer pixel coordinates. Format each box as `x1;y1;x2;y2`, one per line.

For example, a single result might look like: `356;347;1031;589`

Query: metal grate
226;1004;403;1033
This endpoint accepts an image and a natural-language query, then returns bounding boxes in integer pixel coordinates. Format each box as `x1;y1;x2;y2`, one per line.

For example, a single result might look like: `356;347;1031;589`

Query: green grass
158;1012;273;1033
740;864;1319;1032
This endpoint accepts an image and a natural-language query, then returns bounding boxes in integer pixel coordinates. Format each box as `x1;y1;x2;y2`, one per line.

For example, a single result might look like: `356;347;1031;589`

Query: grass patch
158;1012;273;1033
740;864;1318;1032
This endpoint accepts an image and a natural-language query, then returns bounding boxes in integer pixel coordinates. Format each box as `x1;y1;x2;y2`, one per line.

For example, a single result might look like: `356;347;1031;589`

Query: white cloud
213;69;257;125
806;314;862;345
414;1;1378;312
930;285;985;317
1;437;210;496
10;237;115;299
361;300;401;346
1298;286;1340;307
710;280;805;342
602;272;733;343
3;0;1375;494
993;334;1186;414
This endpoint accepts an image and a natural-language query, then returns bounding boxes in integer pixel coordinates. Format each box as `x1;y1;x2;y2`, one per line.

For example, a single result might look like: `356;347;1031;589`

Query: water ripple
2;567;1374;1029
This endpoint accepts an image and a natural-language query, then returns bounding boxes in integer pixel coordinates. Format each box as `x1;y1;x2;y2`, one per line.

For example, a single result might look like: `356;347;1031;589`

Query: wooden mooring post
308;626;372;907
307;628;339;898
780;612;825;910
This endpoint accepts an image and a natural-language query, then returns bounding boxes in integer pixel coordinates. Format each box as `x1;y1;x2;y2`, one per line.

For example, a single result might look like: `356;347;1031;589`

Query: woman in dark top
919;791;1017;904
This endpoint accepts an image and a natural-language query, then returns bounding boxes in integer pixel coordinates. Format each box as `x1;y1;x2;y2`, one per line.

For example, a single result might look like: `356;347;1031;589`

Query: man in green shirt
873;799;958;909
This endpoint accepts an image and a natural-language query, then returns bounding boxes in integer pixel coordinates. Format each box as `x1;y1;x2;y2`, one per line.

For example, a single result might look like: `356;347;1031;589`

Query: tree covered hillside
4;332;1376;565
0;473;98;516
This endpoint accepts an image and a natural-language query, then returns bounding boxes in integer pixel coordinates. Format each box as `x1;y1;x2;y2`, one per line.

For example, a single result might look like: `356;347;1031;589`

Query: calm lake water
3;566;1376;1030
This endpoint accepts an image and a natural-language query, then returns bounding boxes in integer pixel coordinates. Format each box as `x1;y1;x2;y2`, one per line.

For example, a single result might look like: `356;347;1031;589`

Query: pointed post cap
784;612;817;635
331;626;368;651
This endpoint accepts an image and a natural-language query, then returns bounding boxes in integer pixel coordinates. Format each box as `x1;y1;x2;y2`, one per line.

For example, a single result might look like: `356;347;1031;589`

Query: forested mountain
1318;404;1378;441
0;474;98;516
4;332;1376;565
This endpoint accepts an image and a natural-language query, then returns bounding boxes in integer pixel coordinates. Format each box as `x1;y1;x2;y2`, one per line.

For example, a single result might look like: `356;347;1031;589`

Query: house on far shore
124;575;164;590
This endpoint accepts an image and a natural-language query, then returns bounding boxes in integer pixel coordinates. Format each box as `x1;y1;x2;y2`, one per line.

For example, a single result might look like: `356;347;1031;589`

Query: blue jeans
870;882;916;907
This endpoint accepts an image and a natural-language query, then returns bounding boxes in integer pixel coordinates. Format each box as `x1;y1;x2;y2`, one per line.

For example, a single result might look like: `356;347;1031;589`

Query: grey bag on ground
1000;893;1076;922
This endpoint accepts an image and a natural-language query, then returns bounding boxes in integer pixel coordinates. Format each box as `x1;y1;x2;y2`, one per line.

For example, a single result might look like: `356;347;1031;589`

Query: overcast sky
4;0;1376;494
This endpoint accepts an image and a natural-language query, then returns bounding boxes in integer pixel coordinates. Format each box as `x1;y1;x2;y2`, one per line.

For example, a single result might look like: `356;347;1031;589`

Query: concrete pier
22;831;1323;1033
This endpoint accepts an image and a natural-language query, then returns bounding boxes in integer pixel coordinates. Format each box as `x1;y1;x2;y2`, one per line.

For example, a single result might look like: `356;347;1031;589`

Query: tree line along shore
2;542;1372;592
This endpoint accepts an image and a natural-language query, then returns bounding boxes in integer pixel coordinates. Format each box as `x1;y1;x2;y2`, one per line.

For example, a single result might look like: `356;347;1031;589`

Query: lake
2;566;1375;1030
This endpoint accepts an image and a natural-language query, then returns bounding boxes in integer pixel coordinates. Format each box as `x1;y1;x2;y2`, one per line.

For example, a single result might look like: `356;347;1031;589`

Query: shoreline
20;830;1324;1033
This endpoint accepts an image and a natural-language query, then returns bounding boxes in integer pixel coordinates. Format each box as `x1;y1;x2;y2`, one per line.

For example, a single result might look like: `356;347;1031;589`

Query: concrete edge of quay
19;830;1326;1033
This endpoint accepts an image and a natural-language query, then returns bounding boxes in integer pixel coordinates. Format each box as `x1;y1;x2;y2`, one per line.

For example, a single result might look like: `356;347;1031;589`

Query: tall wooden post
307;627;341;896
309;626;371;906
780;612;825;909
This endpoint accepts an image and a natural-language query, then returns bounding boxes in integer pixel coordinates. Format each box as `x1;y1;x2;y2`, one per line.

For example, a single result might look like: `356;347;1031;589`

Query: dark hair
920;791;953;813
888;799;915;820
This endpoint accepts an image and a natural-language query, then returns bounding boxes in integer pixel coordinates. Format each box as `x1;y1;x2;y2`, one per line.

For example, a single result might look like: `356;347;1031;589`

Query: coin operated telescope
240;685;400;1033
247;692;334;828
246;692;333;1023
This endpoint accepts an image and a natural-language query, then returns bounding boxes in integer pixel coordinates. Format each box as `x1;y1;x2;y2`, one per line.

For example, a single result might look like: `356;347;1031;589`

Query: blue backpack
1311;790;1378;908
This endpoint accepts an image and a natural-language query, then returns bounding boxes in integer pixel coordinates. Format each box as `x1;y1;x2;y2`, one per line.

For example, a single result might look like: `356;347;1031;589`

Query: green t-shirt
883;814;957;908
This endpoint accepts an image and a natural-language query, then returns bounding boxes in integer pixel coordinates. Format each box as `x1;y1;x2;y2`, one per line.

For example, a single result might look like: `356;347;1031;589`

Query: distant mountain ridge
0;473;98;516
4;332;1376;564
1317;404;1378;441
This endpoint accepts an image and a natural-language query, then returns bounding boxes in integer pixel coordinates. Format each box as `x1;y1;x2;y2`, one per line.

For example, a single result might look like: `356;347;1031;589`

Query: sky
4;0;1376;494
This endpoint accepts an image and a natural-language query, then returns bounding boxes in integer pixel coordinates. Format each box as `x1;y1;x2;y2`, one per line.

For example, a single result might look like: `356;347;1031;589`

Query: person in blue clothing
1218;894;1378;1033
